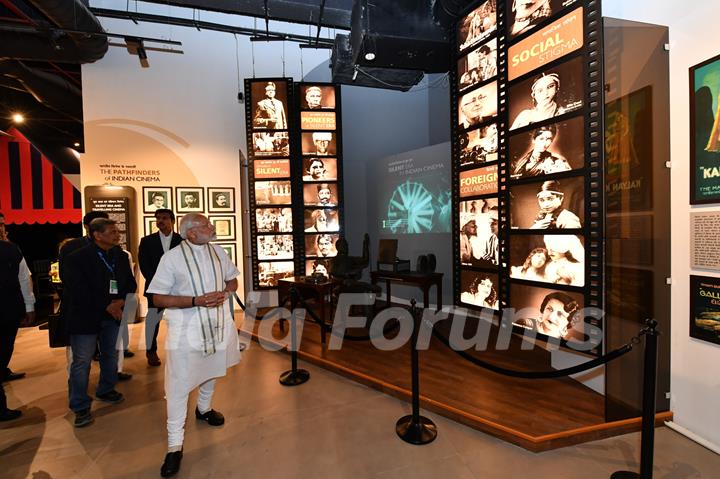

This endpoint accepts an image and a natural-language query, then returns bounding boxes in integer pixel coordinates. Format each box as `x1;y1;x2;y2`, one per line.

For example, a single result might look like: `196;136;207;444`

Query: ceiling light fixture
74;142;81;147
364;52;376;61
12;113;24;123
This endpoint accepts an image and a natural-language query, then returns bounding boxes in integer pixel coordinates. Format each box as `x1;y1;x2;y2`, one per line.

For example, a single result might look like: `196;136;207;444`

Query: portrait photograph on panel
255;207;293;233
509;234;584;286
144;216;159;236
305;233;339;258
509;176;584;230
458;81;498;130
306;258;332;277
460;123;498;167
460;269;500;310
304;208;340;233
508;55;584;131
458;38;498;92
257;234;294;261
301;131;337;156
459;198;499;268
257;261;295;287
303;182;338;207
209;215;236;241
143;187;172;213
252;131;290;157
250;80;288;130
208;187;235;213
254;159;291;179
509;116;584;179
509;283;585;341
176;187;204;213
218;243;237;265
457;0;497;52
508;0;579;39
254;180;292;205
300;85;336;110
302;157;338;182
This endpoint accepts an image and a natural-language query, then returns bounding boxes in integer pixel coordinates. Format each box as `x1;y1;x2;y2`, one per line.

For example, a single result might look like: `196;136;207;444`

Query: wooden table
278;276;337;344
370;270;443;311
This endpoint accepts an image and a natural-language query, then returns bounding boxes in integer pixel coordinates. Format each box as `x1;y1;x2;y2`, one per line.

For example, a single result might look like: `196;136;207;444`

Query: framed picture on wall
144;216;159;236
176;187;204;213
143;186;172;213
209;215;236;241
218;243;237;265
208;187;235;213
690;275;720;345
690;53;720;204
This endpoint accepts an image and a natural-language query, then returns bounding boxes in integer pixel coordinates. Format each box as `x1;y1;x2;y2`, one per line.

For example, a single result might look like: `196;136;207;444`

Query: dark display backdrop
451;0;604;354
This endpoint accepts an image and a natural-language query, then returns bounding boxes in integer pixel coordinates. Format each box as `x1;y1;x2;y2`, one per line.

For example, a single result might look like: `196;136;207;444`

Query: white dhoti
147;241;241;449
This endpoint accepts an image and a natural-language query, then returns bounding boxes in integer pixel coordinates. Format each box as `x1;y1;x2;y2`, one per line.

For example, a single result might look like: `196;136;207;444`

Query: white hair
179;213;206;239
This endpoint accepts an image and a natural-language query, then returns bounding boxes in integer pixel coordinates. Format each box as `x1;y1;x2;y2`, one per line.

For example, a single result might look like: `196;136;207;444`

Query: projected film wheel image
386;181;437;234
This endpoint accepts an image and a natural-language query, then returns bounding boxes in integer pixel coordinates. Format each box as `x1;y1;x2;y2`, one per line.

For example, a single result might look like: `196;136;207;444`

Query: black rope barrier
278;287;310;387
231;292;246;311
430;327;636;379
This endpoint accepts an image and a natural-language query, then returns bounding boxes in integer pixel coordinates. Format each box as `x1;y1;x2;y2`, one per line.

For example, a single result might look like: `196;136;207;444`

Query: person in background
139;209;183;367
0;212;35;395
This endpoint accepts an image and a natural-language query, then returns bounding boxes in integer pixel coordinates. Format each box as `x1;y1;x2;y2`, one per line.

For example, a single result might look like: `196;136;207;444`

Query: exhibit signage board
690;211;720;271
690;53;720;204
451;0;604;354
689;275;720;345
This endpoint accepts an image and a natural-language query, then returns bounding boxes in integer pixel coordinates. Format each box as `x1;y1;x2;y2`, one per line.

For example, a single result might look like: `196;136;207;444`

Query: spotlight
73;142;81;147
364;52;376;61
12;113;24;123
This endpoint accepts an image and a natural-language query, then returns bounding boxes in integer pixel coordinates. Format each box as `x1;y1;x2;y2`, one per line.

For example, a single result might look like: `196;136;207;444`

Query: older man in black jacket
138;208;182;367
64;218;137;427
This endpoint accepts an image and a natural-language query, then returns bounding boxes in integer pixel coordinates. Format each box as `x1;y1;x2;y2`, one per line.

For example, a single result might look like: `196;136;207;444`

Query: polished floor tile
1;324;718;478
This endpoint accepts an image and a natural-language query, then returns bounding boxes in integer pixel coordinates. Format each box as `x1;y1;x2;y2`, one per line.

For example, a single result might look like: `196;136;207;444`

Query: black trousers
0;382;6;410
0;318;21;380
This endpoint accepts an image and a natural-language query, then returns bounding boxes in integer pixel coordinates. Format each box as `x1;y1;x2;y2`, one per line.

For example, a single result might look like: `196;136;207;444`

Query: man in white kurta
147;214;240;478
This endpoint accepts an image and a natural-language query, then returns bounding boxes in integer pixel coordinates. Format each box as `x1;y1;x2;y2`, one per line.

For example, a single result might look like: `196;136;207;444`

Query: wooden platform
241;306;672;452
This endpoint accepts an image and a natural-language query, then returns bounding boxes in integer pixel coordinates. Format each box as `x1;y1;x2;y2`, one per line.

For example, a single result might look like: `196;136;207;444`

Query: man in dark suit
0;217;35;421
64;218;137;427
138;209;182;367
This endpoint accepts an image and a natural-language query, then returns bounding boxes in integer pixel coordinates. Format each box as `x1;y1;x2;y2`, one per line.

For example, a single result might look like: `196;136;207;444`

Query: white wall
603;1;720;449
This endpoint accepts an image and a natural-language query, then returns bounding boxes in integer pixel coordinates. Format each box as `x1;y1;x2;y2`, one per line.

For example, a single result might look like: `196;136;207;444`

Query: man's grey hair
179;213;206;239
88;218;116;236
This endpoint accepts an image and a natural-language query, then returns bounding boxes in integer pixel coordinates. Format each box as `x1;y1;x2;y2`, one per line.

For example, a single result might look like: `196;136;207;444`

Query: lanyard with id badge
97;251;118;295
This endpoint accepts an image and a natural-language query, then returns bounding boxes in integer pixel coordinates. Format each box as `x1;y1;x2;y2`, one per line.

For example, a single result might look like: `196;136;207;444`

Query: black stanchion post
396;299;437;445
611;319;659;479
279;287;310;386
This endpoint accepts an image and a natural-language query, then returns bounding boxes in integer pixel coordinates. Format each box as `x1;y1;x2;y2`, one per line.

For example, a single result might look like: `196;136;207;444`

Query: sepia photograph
143;186;172;213
254;180;292;205
208;187;235;213
302;157;338;181
303;182;338;207
255;207;293;233
209;215;236;241
301;131;337;156
257;234;294;261
508;0;579;39
304;208;340;233
459;198;499;268
143;216;159;236
460;269;500;310
175;187;204;213
250;80;288;130
252;131;290;157
509;116;584;179
508;55;584;131
305;233;339;258
460;123;498;167
457;0;497;52
218;243;237;265
305;258;332;277
300;84;336;110
509;283;585;341
458;81;498;130
509;234;584;286
257;261;295;288
510;176;584;229
458;38;498;92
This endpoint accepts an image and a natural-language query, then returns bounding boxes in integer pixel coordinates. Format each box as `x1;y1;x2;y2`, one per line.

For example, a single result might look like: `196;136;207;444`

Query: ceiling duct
350;0;450;73
331;34;424;92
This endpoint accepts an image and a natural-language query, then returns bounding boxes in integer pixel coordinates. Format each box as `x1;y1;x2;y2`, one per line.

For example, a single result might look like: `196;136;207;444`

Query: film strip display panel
245;78;298;289
452;0;604;355
296;83;344;276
